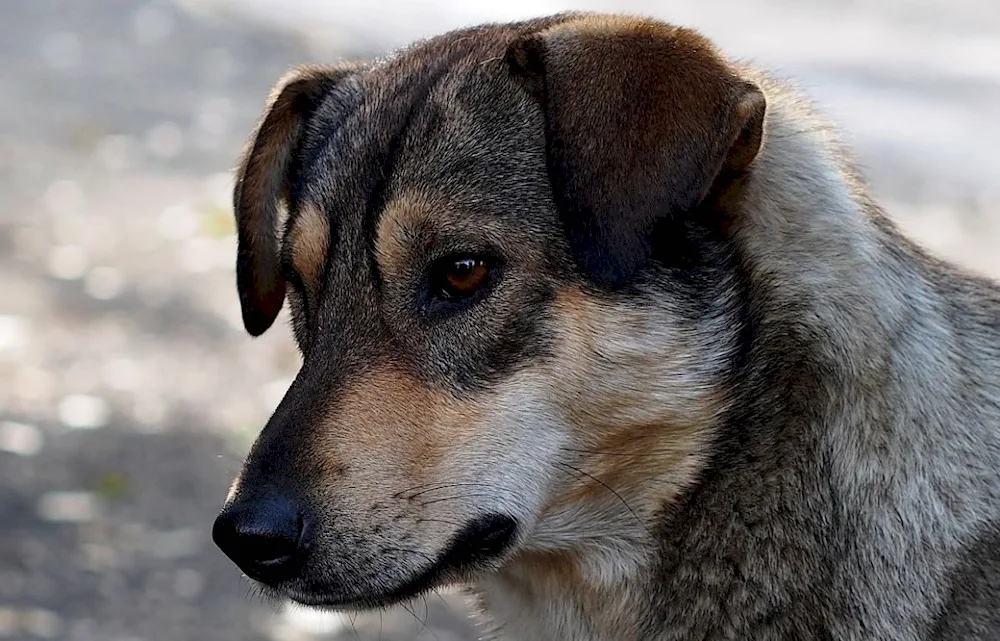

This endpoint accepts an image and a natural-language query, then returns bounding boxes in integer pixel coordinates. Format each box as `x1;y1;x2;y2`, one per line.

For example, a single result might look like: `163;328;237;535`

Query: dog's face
214;13;765;609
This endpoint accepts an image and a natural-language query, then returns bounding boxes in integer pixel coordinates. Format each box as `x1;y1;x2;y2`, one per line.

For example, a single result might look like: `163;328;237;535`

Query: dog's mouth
265;513;519;610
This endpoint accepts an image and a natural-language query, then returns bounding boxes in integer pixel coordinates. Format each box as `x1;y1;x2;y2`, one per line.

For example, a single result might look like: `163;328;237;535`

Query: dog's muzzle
213;490;520;607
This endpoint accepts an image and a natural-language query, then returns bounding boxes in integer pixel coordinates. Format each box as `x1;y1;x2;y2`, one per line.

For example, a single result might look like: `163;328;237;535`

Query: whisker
560;445;694;459
400;597;438;641
245;581;282;611
383;546;438;565
400;601;420;629
419;492;500;507
214;451;246;467
431;587;452;610
553;461;651;537
347;613;361;641
393;481;446;499
416;517;467;528
427;588;459;641
399;482;497;500
418;593;444;641
560;446;654;458
421;593;431;632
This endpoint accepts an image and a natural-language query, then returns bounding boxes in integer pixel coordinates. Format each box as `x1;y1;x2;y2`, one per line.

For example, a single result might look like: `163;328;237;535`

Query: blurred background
0;0;997;639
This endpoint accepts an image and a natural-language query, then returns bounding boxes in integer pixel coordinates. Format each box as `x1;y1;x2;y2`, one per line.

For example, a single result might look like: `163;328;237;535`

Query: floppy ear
506;16;766;287
233;65;356;336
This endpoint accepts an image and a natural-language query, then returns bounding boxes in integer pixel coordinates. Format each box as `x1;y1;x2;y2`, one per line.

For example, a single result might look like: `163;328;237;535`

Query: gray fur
218;12;1000;640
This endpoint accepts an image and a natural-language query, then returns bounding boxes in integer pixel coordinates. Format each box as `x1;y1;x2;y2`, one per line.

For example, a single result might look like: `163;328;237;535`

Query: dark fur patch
506;16;765;288
929;525;1000;639
234;64;362;336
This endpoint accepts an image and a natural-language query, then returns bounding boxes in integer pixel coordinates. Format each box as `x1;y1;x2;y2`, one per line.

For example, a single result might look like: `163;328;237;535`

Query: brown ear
234;65;357;336
506;16;766;287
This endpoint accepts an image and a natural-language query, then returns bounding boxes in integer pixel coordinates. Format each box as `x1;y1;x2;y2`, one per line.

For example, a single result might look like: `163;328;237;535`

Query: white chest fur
472;553;649;641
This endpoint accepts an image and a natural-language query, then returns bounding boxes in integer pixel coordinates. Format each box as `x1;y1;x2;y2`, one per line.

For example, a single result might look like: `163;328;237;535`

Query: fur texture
216;12;1000;640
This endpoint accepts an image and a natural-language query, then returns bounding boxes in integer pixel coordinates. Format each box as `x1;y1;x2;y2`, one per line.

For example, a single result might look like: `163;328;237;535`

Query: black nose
212;497;303;582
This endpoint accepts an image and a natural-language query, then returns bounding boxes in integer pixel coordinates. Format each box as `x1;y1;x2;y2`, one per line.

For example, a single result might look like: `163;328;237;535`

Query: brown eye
435;256;491;299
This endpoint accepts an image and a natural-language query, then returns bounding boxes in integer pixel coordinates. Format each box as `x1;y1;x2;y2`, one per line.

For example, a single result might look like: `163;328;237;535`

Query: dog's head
214;13;765;608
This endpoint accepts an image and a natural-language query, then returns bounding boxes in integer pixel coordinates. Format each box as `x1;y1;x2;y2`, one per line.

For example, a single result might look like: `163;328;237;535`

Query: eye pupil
435;256;491;299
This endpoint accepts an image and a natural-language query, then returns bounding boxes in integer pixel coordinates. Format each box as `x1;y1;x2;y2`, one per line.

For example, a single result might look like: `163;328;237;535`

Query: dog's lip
278;552;454;610
285;567;450;610
279;513;519;610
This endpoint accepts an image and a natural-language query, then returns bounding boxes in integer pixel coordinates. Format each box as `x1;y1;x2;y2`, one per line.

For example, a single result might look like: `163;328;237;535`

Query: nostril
213;498;303;580
236;525;300;566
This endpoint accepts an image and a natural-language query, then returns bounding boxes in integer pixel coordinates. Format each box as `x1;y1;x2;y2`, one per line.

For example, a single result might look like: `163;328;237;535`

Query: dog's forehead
294;29;549;236
302;27;515;164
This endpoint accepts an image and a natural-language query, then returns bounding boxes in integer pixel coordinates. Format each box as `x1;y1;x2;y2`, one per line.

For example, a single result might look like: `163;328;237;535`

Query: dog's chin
255;513;519;611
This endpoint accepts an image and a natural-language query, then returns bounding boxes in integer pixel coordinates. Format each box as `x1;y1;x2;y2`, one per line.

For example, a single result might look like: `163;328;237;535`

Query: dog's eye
431;255;492;300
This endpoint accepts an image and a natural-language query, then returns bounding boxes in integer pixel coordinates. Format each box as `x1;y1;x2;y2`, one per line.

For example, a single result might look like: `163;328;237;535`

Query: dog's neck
469;75;1000;640
464;77;850;641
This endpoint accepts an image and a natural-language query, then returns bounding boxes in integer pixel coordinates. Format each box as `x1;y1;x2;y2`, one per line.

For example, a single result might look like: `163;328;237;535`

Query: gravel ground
0;1;997;640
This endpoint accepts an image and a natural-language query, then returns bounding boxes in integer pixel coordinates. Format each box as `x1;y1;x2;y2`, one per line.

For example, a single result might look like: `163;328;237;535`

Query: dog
212;12;1000;640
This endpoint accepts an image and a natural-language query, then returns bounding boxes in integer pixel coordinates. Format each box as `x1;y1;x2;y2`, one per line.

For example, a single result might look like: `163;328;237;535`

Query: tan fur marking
331;365;440;460
376;189;551;287
313;364;485;489
537;286;724;516
513;550;582;584
289;203;330;290
374;192;438;279
572;424;706;506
